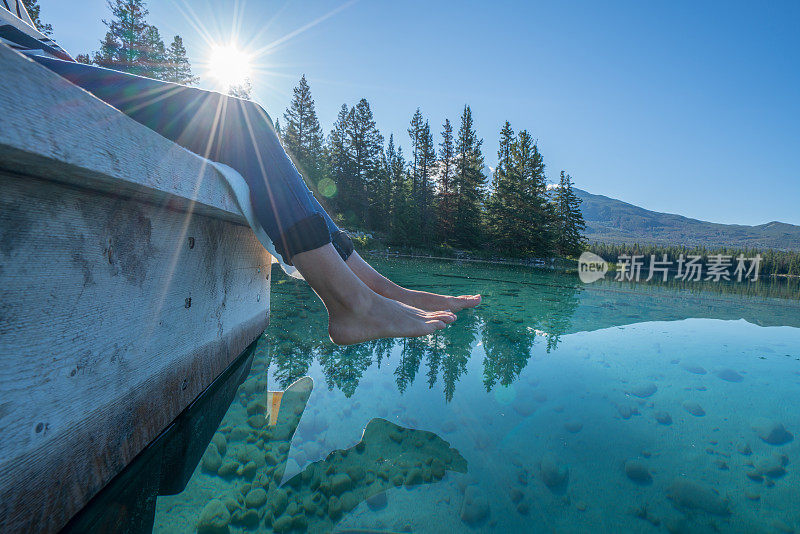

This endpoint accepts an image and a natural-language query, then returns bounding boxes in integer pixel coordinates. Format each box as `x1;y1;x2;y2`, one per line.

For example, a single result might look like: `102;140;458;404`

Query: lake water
154;256;800;533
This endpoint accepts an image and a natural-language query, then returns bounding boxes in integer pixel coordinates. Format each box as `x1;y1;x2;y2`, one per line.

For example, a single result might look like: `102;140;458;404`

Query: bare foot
345;253;481;313
328;292;455;345
396;291;482;313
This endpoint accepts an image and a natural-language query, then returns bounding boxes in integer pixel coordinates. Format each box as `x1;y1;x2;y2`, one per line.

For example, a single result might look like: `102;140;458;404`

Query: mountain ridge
574;188;800;251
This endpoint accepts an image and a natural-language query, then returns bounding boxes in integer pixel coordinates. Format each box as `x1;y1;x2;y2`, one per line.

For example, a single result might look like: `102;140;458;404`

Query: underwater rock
340;491;359;512
681;363;707;375
666;478;730;516
217;460;239;478
746;471;764;483
244;488;267;509
617;404;639;419
654;411;673;425
516;501;530;515
682;401;705;417
625;459;653;485
366;491;388;511
441;420;458;432
736;441;753;455
753;420;794;445
744;490;760;501
221;494;242;514
772;519;795;533
564;421;583;433
271;514;292;533
405;468;423;486
264;450;279;466
755;453;789;478
197;499;231;534
246;400;266;416
247;415;266;429
630;382;657;398
540;453;569;489
229;427;249;442
268;488;288;517
201;444;222;474
460;485;490;526
509;487;524;503
331;473;353;496
534;392;548;403
211;433;228;457
327;495;342;520
716;368;744;382
230;508;259;529
512;400;536;417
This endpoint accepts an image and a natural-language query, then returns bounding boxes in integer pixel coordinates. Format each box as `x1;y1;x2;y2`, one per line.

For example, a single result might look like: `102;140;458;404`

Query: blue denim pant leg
31;56;353;264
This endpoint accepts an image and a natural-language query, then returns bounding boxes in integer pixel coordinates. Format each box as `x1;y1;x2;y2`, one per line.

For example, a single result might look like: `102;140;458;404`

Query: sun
207;44;252;88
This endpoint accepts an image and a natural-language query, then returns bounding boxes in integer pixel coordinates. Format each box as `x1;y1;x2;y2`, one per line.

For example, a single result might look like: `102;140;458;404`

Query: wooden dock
0;44;272;532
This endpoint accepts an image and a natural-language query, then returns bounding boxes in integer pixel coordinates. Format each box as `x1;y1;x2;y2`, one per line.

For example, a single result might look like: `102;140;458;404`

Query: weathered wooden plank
0;172;272;532
0;43;276;532
0;43;245;223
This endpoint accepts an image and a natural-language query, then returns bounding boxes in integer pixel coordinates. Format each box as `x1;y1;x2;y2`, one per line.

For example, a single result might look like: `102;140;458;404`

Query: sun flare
207;44;252;88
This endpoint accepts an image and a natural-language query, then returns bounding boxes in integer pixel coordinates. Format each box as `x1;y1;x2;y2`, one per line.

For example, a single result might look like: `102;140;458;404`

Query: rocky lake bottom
151;258;800;533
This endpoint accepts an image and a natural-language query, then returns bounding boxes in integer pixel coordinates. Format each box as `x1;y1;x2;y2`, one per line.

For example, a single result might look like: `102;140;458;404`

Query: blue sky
39;0;799;225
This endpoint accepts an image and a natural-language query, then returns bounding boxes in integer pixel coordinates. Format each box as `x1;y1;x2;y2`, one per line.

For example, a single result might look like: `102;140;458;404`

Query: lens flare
208;44;252;88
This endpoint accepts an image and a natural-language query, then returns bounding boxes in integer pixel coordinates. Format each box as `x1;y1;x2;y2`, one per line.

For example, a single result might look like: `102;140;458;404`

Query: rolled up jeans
30;56;353;265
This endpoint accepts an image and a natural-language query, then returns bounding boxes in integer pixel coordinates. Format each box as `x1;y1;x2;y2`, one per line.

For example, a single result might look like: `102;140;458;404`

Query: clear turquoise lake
154;256;800;533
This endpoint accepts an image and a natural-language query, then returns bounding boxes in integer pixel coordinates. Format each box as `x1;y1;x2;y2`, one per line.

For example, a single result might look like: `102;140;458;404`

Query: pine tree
511;130;553;256
486;121;515;249
345;99;384;226
274;118;283;140
75;54;92;64
141;24;166;78
163;35;198;85
407;109;424;198
91;0;169;80
553;171;586;256
436;118;456;242
22;0;52;36
228;79;252;99
417;120;438;243
327;104;352;215
94;0;151;75
452;105;486;247
387;137;414;243
283;75;325;190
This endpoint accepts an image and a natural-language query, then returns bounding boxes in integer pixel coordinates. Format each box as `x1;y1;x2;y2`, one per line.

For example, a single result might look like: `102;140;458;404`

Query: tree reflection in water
264;259;582;402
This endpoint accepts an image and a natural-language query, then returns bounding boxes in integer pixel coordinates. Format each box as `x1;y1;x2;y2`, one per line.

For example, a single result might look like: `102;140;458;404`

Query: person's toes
424;310;456;323
453;294;481;309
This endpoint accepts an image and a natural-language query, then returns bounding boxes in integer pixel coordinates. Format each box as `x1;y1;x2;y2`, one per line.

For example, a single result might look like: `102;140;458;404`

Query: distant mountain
574;188;800;251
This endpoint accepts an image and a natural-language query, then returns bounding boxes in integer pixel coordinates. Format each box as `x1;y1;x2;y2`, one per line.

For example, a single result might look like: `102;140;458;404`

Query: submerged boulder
625;459;653;485
715;368;744;382
201;444;222;474
667;478;730;516
460;485;490;526
682;401;705;417
654;411;673;425
629;382;658;398
540;453;569;489
197;499;231;534
753;420;794;446
755;453;789;479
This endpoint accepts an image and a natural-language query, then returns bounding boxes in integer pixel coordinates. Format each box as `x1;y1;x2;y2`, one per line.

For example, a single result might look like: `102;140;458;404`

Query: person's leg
31;57;460;344
292;245;455;345
344;252;481;312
